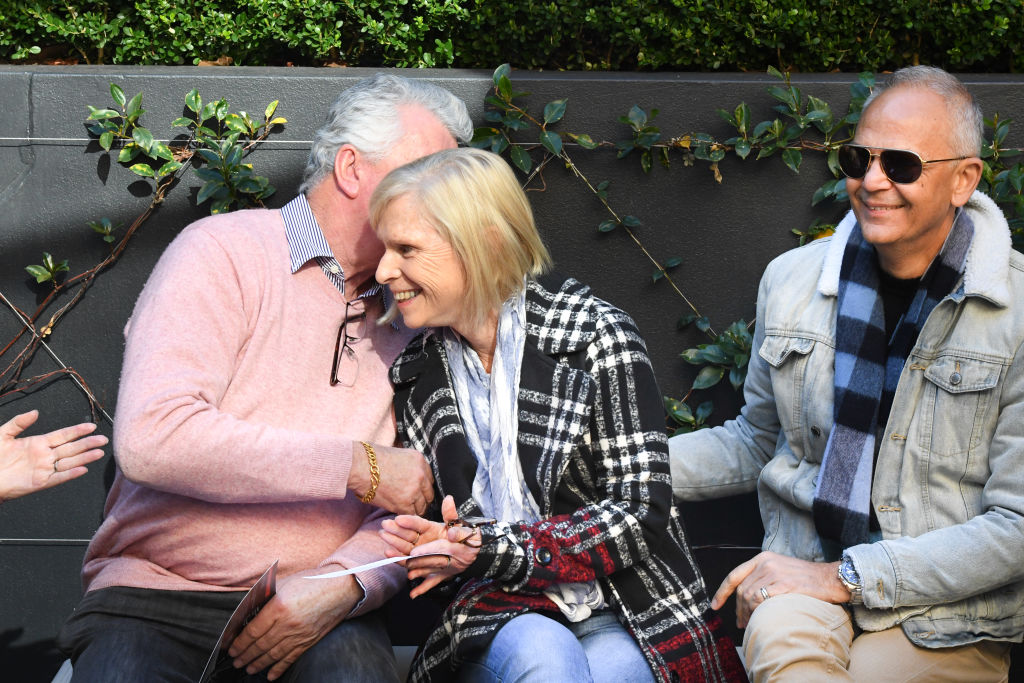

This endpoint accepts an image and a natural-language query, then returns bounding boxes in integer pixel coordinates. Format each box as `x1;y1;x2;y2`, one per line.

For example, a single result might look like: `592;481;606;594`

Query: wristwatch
837;554;863;605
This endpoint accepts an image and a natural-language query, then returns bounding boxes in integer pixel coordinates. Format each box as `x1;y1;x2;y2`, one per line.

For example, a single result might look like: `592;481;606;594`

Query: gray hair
862;65;983;157
299;74;473;193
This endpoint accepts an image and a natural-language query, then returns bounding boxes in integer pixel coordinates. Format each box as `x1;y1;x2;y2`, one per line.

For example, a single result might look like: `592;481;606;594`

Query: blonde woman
374;148;743;683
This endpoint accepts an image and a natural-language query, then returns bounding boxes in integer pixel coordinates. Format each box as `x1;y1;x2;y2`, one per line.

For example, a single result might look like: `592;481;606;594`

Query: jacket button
949;372;962;386
536;548;552;566
810;426;822;438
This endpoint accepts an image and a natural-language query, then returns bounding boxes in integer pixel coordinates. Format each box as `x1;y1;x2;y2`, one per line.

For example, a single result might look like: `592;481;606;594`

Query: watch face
840;560;860;586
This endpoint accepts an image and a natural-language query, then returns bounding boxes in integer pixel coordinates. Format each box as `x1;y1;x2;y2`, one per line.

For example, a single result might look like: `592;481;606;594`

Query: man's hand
711;551;849;628
228;569;362;681
379;495;481;598
0;410;107;502
349;442;433;515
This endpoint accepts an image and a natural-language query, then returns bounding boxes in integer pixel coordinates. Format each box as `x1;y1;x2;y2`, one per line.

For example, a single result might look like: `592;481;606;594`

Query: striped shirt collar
280;194;391;314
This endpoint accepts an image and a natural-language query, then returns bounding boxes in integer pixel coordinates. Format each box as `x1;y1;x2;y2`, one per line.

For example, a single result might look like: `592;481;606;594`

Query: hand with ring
0;410;107;503
379;494;485;598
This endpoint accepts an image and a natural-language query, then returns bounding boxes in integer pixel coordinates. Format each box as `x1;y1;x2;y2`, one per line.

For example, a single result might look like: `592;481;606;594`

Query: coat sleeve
670;257;783;501
468;305;675;592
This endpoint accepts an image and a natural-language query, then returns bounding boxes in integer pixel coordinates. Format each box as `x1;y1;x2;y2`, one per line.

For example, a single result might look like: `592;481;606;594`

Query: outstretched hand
349;442;434;515
0;410;107;502
379;495;482;598
711;551;848;628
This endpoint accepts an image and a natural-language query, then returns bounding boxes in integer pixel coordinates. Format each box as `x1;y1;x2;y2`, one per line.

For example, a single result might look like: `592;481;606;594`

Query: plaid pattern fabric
813;212;975;549
390;274;745;683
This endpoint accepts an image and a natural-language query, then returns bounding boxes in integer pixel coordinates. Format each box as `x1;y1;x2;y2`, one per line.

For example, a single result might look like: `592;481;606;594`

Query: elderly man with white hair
57;74;472;682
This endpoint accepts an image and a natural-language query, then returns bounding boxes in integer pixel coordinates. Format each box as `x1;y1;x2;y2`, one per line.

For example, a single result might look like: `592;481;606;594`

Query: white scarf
445;288;604;622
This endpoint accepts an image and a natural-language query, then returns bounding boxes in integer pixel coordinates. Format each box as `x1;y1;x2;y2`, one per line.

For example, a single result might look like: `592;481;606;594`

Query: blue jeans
458;611;655;683
57;586;399;683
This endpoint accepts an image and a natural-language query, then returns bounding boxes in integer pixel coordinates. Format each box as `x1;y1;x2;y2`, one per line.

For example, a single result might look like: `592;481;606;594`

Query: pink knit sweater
82;207;414;614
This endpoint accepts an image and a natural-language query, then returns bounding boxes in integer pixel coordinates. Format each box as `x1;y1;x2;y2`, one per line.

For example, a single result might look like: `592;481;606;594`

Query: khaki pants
742;593;1011;682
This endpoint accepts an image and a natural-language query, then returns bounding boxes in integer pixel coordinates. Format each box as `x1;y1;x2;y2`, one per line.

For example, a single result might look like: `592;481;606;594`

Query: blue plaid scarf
813;211;974;550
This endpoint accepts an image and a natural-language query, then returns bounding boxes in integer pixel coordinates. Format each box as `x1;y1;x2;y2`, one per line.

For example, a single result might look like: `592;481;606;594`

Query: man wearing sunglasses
671;65;1022;680
57;76;472;682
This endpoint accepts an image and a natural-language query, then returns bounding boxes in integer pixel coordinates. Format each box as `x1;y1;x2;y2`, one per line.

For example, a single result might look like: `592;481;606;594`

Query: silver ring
53;459;59;473
759;586;771;601
445;556;451;569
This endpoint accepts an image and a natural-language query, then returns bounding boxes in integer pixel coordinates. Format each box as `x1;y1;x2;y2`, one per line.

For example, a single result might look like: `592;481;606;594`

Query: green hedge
2;0;1022;71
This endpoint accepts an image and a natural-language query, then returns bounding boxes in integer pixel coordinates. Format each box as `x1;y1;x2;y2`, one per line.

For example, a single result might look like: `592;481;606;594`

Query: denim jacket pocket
919;355;1002;458
760;334;826;457
759;334;814;368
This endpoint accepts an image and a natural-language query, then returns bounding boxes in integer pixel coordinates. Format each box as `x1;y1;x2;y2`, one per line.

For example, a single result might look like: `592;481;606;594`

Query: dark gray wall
2;66;1023;679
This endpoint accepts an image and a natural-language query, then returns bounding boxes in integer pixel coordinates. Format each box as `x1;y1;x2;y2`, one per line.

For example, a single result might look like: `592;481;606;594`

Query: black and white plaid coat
390;274;745;682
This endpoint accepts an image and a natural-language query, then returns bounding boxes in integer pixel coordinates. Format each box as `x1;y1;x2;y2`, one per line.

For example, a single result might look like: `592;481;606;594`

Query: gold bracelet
359;441;380;504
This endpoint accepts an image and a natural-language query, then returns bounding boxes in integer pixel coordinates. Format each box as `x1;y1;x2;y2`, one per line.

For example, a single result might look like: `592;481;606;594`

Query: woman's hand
379;495;483;598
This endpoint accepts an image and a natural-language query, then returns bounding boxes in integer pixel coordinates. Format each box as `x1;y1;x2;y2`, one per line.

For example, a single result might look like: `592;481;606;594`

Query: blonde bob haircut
370;147;551;327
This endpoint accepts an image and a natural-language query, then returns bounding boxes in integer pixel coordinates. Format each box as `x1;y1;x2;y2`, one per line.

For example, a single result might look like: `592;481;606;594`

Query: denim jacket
671;191;1024;647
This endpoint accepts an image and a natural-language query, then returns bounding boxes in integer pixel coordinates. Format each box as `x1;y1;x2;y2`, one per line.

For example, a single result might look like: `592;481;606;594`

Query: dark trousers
57;586;400;683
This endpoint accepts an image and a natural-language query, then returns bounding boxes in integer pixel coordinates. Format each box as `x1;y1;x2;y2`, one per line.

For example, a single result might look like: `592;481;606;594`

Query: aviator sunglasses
837;144;969;184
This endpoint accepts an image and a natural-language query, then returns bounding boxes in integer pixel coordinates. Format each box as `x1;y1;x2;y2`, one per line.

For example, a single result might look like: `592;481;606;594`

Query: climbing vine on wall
0;85;285;420
6;65;1024;434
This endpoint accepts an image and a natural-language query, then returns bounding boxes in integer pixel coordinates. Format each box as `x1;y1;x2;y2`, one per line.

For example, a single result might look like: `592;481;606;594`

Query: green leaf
224;114;248;133
125;92;144;120
157;160;182;178
196;148;221;164
695;401;714;422
132;126;154;154
129;163;155;178
729;366;747;390
193;167;223;183
25;264;51;283
665;398;694;424
568;132;598;150
110;83;126;108
641;150;652;174
692;366;725;390
677;313;697;329
695;316;711;332
153;143;175;161
597;220;618;233
625;105;647;129
185;89;201;114
493;63;512;86
210;198;233;214
652;268;665;282
199;102;217;123
509;145;531;173
264;99;279;119
87;106;119;120
214;99;229;121
767;65;785;80
540;130;562;156
621;215;642;228
197;180;226;204
751;120;774;138
664;256;682;269
118;144;139;163
268;116;287;126
734;139;752;159
782;148;802;173
171;116;194;128
98;131;114;151
491;136;509;154
543;99;567;125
